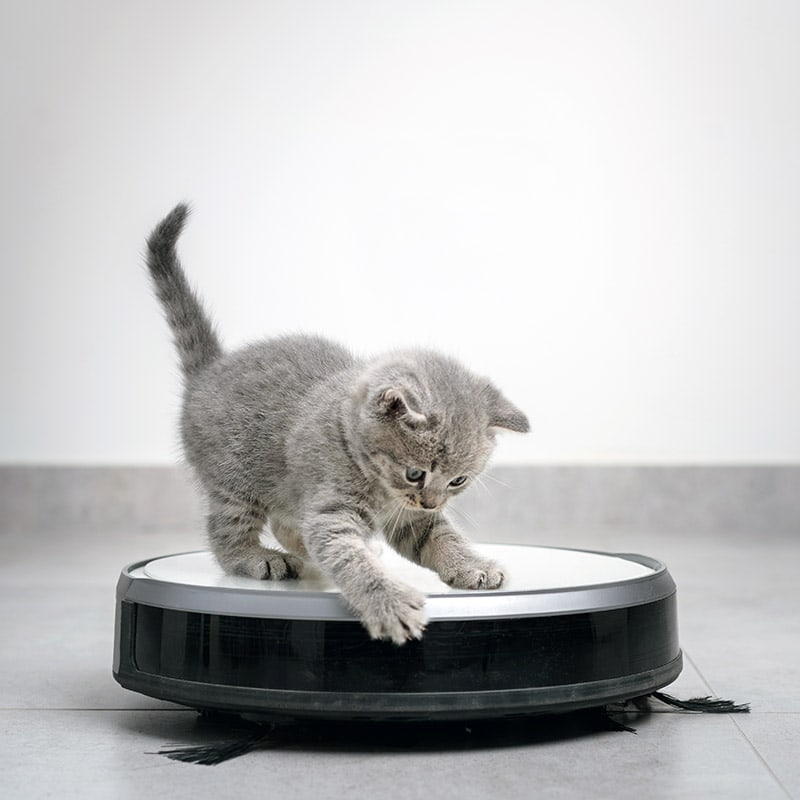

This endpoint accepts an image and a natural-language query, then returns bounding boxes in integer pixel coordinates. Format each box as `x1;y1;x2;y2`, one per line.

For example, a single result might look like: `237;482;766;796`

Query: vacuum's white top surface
141;544;654;595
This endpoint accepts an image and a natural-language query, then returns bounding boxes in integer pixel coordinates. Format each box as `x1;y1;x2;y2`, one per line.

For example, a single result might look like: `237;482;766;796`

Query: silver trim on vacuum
116;547;676;622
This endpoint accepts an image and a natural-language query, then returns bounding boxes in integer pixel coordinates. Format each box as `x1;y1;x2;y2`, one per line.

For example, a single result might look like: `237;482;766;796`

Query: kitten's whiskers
383;499;406;545
470;472;491;497
481;470;511;489
449;504;479;532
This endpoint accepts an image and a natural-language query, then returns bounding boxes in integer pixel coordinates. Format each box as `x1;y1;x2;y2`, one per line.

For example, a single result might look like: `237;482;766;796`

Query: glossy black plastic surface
131;597;677;692
114;593;681;719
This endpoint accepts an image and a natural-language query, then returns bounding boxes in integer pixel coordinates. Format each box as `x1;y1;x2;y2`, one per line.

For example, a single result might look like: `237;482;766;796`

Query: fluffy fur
145;204;529;643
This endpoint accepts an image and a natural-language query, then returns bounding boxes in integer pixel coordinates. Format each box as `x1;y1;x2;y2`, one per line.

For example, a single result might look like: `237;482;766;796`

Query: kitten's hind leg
207;497;303;580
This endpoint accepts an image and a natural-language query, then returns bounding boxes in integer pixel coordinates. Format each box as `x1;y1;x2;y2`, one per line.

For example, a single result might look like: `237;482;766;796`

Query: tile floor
1;514;798;799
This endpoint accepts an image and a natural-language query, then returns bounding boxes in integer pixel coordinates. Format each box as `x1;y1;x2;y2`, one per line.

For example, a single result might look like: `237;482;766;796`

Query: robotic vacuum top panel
119;544;672;622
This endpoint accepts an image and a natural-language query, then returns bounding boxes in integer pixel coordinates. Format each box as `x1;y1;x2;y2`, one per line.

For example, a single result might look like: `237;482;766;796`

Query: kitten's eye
405;467;426;483
449;475;469;488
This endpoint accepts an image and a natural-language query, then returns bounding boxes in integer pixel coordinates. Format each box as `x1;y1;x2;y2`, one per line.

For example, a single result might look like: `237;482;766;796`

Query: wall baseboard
0;466;204;534
458;465;800;538
2;465;798;536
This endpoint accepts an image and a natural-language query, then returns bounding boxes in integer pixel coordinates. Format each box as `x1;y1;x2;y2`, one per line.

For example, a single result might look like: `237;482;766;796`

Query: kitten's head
353;351;529;512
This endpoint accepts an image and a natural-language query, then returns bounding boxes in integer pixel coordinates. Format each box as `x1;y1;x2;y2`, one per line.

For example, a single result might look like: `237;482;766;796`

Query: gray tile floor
1;518;798;799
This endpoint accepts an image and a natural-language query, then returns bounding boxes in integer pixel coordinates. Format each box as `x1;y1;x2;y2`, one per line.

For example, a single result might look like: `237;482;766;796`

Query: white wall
2;0;799;465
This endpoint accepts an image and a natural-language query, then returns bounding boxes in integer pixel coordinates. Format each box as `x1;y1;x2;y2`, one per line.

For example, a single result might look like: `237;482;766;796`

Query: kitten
145;204;529;644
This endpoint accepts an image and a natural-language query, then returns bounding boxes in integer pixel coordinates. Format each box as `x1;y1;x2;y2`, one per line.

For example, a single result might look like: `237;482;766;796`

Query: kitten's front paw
359;582;428;645
442;559;505;590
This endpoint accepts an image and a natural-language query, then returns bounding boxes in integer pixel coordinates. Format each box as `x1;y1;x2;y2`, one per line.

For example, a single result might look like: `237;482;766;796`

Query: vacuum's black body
113;544;682;721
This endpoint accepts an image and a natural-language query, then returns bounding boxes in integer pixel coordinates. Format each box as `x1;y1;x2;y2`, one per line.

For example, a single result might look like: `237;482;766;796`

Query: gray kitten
145;204;529;644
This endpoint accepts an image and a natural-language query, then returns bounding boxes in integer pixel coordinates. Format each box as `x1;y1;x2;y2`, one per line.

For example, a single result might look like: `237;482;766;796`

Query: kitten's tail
145;204;222;377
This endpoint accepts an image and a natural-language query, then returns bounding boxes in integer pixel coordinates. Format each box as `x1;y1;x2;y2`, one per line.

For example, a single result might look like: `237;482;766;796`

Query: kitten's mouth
404;496;444;512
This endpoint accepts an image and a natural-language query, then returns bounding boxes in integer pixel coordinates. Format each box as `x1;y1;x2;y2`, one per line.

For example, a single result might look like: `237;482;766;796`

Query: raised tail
145;204;222;378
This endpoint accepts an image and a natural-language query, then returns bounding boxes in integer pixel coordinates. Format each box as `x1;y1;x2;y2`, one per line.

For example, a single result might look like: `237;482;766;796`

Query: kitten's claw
359;582;428;645
228;548;305;580
259;552;305;581
443;559;505;590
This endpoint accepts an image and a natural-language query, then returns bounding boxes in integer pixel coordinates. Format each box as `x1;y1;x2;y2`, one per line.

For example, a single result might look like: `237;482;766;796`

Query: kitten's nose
420;499;439;510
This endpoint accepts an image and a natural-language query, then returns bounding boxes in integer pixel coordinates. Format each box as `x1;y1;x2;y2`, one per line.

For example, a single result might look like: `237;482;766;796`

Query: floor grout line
684;652;794;799
730;716;795;800
682;650;716;696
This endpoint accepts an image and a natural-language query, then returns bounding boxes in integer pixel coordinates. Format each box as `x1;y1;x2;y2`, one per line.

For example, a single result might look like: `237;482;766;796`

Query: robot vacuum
113;543;682;721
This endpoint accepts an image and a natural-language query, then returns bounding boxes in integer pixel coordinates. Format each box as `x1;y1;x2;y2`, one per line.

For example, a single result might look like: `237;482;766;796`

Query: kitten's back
182;334;355;498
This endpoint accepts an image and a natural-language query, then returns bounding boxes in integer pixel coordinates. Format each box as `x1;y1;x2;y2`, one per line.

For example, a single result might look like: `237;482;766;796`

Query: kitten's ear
376;387;427;428
486;387;530;433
